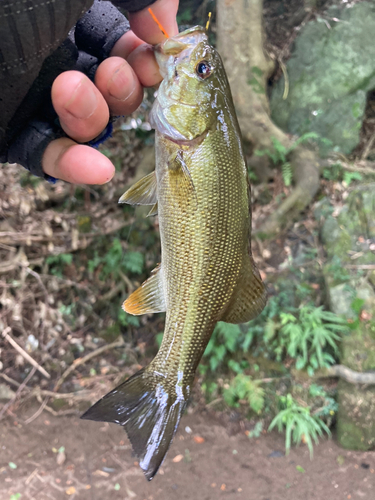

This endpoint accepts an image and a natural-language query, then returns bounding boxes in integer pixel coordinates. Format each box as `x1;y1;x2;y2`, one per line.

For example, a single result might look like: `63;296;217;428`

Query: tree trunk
216;0;320;238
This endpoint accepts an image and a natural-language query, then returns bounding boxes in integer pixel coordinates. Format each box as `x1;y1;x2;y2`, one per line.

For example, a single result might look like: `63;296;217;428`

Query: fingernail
65;80;97;119
108;63;137;101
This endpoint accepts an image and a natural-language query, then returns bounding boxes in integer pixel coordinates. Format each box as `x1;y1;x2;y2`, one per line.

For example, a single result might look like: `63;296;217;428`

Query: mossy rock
270;2;375;155
337;380;375;450
321;186;375;267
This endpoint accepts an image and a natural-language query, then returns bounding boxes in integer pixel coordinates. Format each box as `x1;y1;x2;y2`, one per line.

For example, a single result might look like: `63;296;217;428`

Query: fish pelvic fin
147;201;158;217
119;171;157;206
81;369;187;481
222;258;267;324
123;263;166;315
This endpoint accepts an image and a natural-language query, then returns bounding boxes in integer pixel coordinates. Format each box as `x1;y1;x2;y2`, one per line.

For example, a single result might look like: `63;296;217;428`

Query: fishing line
148;7;170;38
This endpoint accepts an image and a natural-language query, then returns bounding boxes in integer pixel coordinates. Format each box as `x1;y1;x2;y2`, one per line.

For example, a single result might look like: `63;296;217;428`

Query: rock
0;383;15;401
321;186;375;266
270;2;375;155
317;185;375;451
337;380;375;451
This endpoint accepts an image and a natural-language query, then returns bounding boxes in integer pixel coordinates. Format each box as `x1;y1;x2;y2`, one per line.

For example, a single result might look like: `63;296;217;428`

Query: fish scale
82;26;267;481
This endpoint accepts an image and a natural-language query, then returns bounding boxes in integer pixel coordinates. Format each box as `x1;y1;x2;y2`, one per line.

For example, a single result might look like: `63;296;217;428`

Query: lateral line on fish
148;7;170;38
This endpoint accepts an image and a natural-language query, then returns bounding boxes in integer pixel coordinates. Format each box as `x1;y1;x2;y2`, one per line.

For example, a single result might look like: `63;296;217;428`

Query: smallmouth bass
82;26;267;481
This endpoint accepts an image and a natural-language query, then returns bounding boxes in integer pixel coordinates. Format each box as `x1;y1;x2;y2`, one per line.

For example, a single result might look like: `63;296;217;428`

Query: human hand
43;0;179;184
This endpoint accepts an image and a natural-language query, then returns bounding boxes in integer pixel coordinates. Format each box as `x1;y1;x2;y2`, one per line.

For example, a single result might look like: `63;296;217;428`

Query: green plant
248;421;263;438
203;322;251;372
88;238;144;280
309;384;338;420
254;133;331;187
223;374;265;414
46;253;73;277
276;305;347;375
268;394;330;457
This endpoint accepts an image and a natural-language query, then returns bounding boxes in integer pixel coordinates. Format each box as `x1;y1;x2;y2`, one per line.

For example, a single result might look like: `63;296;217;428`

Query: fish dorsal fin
123;264;166;315
222;258;267;324
168;151;197;208
119;171;158;206
147;202;158;217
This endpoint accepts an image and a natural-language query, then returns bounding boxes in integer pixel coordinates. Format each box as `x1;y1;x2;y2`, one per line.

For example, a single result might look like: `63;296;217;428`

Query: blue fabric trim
89;122;113;148
45;174;57;184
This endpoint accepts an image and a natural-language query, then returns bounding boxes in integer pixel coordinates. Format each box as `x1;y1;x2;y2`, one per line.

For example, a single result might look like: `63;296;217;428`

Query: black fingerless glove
0;0;156;180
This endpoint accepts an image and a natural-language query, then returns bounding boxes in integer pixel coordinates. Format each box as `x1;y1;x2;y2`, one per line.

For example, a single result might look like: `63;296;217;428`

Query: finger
95;57;144;116
110;30;144;59
52;71;110;143
127;44;162;88
128;0;179;45
43;137;115;184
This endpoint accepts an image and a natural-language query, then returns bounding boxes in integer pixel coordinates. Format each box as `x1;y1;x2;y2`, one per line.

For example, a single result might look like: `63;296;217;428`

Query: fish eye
196;60;212;79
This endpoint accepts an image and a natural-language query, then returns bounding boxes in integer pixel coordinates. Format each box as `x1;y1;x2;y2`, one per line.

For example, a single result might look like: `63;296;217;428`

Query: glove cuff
7;120;64;180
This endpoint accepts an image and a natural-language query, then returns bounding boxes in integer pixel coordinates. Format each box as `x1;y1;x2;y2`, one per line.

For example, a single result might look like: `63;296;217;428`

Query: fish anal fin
81;368;186;481
222;259;267;324
123;264;166;315
168;151;197;209
119;171;157;206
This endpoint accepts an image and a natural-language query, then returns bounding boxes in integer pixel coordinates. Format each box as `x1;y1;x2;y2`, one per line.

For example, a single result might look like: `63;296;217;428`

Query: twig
0;366;37;420
326;159;375;175
345;264;375;270
24;396;50;425
0;373;94;401
361;131;375;161
54;336;125;391
1;327;51;379
26;267;49;303
119;270;134;293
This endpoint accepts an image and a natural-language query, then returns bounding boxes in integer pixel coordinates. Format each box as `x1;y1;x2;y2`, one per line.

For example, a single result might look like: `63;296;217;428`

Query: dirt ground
1;406;375;500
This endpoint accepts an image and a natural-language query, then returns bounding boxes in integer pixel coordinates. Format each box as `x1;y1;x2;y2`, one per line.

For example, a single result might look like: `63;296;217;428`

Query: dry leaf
193;436;205;444
172;454;184;463
65;487;76;495
93;470;109;477
56;450;66;465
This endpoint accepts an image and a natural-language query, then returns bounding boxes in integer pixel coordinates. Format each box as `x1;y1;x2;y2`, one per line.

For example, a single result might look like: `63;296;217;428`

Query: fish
81;26;267;481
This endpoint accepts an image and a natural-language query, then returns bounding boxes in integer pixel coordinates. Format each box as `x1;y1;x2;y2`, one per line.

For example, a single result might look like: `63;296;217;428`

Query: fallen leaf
220;484;226;491
93;470;109;477
193;436;205;444
172;454;184;463
57;450;66;466
66;487;76;495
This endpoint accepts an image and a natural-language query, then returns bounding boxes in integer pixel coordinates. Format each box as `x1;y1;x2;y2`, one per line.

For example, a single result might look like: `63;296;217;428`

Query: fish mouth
154;26;208;77
155;26;206;56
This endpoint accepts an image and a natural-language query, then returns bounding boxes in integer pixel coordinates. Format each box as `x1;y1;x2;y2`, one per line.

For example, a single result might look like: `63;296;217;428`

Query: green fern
223;374;265;414
282;162;293;187
269;394;330;457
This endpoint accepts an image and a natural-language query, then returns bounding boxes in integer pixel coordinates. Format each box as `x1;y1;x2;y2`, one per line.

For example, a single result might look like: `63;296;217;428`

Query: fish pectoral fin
119;171;157;205
222;259;267;324
123;264;166;315
81;368;186;481
147;202;158;217
168;151;197;208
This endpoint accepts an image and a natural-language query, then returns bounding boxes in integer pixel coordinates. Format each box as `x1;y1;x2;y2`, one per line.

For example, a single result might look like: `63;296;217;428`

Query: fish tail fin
81;369;186;481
